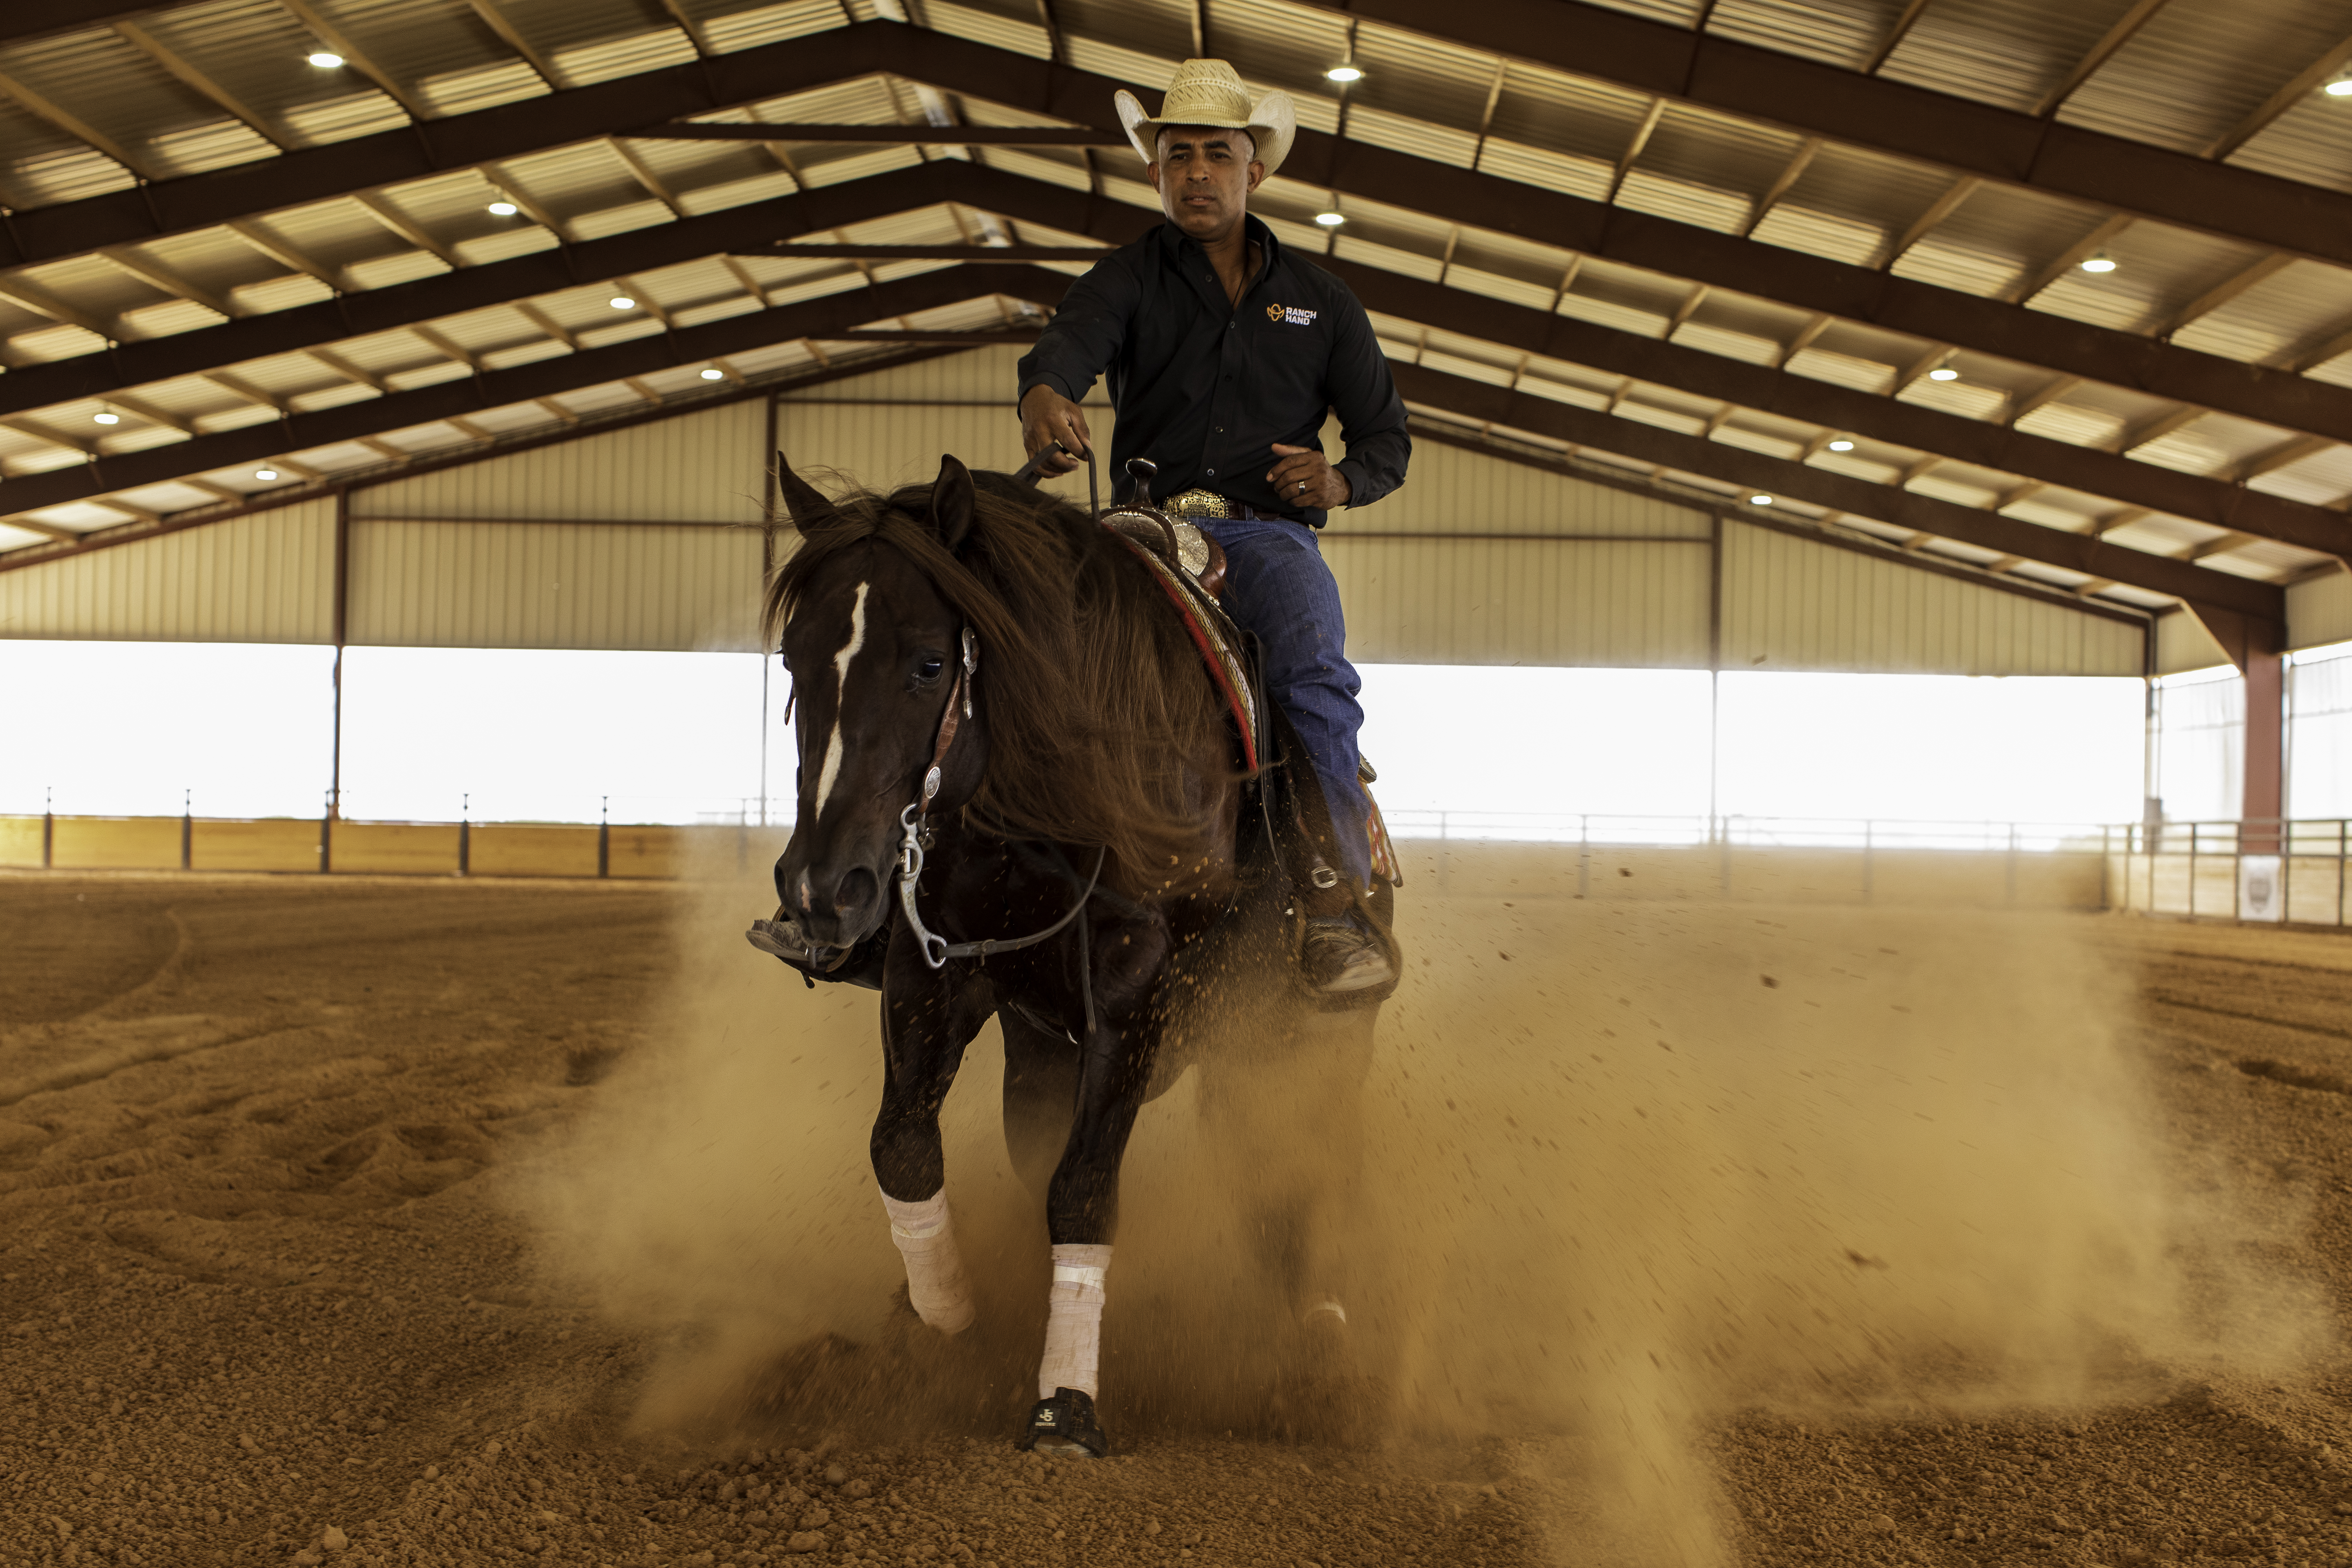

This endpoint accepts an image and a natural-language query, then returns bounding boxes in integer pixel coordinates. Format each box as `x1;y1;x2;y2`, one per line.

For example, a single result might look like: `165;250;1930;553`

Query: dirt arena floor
5;868;2352;1568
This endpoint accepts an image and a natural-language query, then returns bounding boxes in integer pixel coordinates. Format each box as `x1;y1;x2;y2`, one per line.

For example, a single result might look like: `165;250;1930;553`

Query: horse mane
762;467;1232;876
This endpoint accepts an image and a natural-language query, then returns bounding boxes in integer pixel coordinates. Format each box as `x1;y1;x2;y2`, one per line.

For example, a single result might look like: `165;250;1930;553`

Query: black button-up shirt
1015;216;1410;527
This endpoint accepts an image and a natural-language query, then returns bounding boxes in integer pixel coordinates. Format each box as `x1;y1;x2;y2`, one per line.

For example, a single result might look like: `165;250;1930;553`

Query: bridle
892;622;1105;971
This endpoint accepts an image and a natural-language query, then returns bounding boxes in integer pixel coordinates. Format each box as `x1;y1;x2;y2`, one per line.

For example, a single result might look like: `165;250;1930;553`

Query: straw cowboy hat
1114;59;1296;178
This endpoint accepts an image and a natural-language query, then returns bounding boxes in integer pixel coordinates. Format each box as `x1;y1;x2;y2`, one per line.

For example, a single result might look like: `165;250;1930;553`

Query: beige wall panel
2156;608;2232;674
347;520;764;652
778;346;1101;500
2290;568;2352;653
352;401;769;523
0;502;334;644
777;402;1047;496
468;824;600;877
0;816;40;866
191;818;320;872
1350;441;1710;538
49;817;180;869
333;821;461;875
607;825;688;879
1396;841;2102;908
780;345;1101;408
1330;537;1711;667
1721;521;2143;676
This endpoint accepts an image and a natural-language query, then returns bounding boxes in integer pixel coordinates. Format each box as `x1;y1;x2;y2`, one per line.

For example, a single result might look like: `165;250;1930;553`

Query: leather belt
1164;487;1295;522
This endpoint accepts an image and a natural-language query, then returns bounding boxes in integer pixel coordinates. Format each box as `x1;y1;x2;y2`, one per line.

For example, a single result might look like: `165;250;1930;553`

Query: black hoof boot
1019;1387;1109;1458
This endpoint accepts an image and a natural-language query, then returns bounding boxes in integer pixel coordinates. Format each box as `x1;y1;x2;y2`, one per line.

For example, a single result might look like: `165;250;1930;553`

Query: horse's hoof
1018;1387;1110;1458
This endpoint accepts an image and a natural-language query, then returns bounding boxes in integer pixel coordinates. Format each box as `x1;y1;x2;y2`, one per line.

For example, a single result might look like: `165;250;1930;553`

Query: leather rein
893;622;1105;971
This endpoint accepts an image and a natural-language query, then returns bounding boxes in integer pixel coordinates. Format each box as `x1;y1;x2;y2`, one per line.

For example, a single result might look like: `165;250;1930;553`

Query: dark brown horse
755;452;1388;1456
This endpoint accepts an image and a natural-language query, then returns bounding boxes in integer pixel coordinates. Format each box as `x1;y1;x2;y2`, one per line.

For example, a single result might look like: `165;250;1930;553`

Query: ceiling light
1313;211;1345;227
487;200;519;216
306;51;343;68
255;468;280;481
1749;494;1773;506
699;367;726;381
608;295;635;309
1927;366;1960;381
2326;76;2352;97
92;410;120;425
1826;438;1854;452
2080;252;2116;273
1325;64;1363;83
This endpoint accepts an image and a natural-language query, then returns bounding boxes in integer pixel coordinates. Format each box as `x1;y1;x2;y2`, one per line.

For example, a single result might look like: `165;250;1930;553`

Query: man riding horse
1017;57;1411;995
746;60;1409;1461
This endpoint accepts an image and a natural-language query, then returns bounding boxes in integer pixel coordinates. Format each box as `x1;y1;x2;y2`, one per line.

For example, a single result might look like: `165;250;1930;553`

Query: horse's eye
917;655;945;681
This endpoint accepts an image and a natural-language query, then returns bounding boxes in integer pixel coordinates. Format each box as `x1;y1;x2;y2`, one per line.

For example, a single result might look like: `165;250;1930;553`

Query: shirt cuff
1018;372;1084;404
1332;457;1373;509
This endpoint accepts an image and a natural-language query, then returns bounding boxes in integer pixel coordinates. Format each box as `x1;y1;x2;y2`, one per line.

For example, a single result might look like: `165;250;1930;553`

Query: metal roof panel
1200;0;1352;105
321;0;520;107
916;0;1052;60
1706;0;1883;71
2226;89;2352;196
1877;0;2122;115
2174;259;2352;367
1484;64;1653;167
2057;0;2350;155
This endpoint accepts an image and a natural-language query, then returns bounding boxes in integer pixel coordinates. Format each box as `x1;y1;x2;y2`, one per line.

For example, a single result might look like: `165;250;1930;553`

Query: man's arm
1016;259;1140;474
1324;292;1410;510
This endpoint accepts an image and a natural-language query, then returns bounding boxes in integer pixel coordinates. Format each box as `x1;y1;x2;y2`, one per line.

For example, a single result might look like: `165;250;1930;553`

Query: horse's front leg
871;957;996;1335
1021;912;1171;1458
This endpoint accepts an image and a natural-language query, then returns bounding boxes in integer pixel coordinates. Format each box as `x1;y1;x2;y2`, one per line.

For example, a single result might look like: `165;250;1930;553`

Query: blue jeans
1197;518;1372;889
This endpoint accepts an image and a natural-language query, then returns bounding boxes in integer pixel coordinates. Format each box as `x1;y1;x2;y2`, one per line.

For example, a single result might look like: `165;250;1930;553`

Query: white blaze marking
811;581;868;821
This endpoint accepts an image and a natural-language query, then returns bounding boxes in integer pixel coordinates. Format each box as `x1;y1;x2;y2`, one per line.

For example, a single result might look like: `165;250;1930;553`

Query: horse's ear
774;451;830;528
930;454;976;553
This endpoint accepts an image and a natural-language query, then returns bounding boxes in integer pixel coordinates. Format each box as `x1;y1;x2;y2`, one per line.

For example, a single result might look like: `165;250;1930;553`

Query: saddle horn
1122;457;1157;508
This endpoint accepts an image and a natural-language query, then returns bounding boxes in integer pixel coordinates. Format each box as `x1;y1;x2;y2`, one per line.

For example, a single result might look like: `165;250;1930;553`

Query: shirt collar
1156;212;1281;272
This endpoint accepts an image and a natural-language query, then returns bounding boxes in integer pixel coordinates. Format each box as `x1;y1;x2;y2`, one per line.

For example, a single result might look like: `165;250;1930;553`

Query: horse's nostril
832;866;878;917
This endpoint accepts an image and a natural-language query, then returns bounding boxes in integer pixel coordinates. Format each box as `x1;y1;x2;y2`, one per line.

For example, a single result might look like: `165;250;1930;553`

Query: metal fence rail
1381;810;2111;852
2105;817;2351;927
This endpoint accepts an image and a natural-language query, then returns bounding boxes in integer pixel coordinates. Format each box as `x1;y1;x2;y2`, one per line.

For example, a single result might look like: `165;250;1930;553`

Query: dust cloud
522;844;2329;1565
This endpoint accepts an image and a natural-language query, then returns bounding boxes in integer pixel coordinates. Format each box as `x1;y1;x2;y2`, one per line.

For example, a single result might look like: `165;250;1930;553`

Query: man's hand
1020;385;1093;476
1267;443;1350;510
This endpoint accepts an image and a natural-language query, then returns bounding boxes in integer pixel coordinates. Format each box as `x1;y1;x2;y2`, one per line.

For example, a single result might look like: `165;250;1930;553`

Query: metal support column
2188;823;2199;918
760;390;780;830
1706;513;1723;839
2243;624;2287;858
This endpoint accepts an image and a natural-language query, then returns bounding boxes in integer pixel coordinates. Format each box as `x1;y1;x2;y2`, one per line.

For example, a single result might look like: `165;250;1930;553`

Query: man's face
1149;126;1262;241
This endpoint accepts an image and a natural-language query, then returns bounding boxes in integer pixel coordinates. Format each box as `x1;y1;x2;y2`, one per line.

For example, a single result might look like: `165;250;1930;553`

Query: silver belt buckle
1165;488;1228;519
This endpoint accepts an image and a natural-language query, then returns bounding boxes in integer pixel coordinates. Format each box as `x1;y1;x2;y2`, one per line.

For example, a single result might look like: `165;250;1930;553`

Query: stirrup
1019;1386;1110;1458
1302;912;1396;997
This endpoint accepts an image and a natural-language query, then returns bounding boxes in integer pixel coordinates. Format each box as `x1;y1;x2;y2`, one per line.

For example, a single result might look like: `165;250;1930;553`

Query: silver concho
1174;520;1210;579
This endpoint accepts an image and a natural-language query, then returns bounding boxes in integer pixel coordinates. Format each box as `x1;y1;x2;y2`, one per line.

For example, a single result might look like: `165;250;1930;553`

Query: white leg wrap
1037;1244;1112;1399
880;1186;975;1335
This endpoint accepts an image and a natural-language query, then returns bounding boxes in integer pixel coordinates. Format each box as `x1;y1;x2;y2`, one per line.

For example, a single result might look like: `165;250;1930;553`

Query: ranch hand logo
1266;303;1318;326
